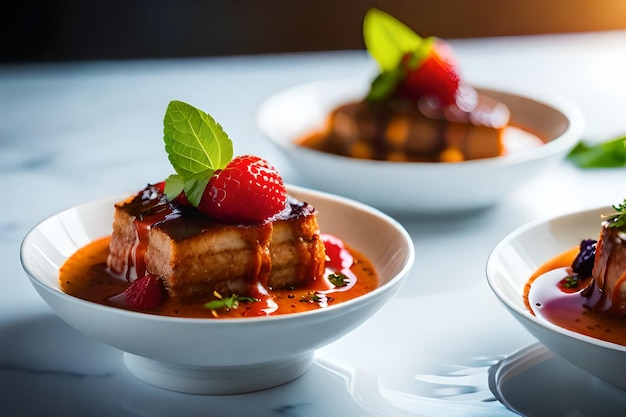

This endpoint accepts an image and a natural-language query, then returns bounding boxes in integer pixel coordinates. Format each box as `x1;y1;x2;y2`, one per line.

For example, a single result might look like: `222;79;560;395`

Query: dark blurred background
3;0;626;63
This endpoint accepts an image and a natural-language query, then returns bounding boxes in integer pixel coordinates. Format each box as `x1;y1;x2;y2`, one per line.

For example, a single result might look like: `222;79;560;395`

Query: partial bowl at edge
486;205;626;389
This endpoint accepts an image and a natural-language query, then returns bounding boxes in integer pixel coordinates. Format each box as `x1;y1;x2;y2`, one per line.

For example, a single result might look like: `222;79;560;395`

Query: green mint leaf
362;9;434;101
363;8;424;72
567;136;626;168
163;100;233;179
163;174;185;201
366;65;405;101
405;39;436;69
183;171;212;207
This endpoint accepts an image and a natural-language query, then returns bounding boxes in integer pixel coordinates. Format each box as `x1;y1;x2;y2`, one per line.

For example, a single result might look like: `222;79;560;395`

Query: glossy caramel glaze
107;185;326;301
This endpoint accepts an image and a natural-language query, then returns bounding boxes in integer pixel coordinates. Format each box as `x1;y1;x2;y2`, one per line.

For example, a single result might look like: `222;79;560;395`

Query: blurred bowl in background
257;78;584;214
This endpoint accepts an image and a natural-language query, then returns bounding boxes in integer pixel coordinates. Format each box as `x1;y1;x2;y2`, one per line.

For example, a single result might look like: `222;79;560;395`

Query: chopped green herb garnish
327;272;349;288
602;199;626;229
203;293;258;312
567;136;626;168
562;275;582;289
300;292;334;307
162;100;234;206
301;292;322;304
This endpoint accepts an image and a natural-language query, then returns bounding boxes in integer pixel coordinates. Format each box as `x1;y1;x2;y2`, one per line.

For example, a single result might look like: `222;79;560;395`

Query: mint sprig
362;8;433;101
363;8;424;72
163;100;233;206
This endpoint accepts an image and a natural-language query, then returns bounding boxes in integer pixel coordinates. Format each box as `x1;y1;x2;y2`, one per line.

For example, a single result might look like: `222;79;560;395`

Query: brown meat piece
587;222;626;314
107;185;326;301
300;93;508;162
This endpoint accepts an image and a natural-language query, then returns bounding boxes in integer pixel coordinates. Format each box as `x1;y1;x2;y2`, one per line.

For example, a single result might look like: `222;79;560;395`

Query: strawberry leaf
163;100;233;179
363;8;424;72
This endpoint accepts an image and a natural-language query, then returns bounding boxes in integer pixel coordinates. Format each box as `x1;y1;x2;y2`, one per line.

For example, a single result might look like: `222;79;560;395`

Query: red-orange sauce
59;236;379;319
524;248;626;345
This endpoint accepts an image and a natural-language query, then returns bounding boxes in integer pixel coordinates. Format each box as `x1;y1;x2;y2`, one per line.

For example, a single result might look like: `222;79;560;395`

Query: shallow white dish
486;205;626;390
20;184;414;395
257;79;584;213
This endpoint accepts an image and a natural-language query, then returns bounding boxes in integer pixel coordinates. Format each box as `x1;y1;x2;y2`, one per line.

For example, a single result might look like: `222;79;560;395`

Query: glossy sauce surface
525;248;626;345
60;236;379;319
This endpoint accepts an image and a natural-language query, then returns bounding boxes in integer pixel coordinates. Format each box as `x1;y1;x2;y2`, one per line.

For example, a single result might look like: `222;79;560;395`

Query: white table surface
2;31;626;416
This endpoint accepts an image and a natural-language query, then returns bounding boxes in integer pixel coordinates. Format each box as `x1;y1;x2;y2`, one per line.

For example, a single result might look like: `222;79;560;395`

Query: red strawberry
198;155;287;223
321;233;353;271
152;180;191;205
152;181;166;194
395;40;460;107
173;191;191;206
124;274;165;310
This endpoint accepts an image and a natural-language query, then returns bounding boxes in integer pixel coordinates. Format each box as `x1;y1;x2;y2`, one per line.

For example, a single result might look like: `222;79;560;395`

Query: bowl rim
256;77;585;169
486;204;626;352
20;183;415;325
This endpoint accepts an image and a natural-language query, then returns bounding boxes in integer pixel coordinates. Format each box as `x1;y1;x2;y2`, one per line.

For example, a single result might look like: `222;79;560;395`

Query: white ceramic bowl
486;206;626;389
20;184;414;395
257;79;584;213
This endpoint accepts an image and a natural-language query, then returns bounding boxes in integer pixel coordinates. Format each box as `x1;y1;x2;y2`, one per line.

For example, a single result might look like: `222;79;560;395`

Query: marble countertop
3;31;626;416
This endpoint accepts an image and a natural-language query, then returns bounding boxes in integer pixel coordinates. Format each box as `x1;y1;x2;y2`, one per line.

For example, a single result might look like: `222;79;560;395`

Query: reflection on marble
490;344;626;417
0;312;515;417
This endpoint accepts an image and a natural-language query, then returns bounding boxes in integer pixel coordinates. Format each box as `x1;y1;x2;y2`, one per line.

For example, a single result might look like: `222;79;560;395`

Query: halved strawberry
124;274;165;310
198;155;287;223
321;233;353;271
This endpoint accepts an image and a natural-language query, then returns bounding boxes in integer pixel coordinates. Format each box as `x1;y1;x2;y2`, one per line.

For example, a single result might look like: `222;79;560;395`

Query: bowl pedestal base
123;352;314;395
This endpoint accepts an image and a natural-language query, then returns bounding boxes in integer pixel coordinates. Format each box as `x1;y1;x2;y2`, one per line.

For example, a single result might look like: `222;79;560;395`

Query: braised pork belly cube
268;199;326;289
106;185;325;301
